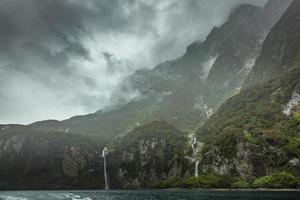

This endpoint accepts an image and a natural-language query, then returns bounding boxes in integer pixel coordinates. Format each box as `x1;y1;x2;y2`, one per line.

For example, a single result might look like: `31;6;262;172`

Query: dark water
0;190;299;200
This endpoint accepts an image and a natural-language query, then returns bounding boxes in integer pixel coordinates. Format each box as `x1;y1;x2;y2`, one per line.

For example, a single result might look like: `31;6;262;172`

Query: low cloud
0;0;267;124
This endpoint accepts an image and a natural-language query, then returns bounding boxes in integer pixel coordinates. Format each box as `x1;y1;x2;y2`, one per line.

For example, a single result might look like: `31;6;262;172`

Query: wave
0;193;92;200
62;192;92;200
0;195;28;200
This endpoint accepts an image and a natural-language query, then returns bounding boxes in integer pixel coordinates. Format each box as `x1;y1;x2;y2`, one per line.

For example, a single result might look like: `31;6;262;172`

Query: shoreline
164;188;300;192
1;188;300;192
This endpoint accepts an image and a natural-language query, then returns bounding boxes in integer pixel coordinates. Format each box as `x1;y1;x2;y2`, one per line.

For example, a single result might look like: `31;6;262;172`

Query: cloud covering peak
0;0;267;124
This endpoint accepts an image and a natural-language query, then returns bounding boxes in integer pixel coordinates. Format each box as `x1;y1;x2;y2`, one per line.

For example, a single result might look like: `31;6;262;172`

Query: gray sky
0;0;267;124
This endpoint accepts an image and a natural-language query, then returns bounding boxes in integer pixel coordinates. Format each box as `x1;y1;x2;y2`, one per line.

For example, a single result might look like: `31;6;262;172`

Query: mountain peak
229;4;261;20
243;0;299;88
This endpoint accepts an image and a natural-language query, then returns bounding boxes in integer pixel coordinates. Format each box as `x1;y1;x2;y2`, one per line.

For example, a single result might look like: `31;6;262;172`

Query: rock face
108;121;190;189
206;0;292;104
196;0;300;179
0;126;105;189
244;0;298;88
0;121;193;189
198;139;288;178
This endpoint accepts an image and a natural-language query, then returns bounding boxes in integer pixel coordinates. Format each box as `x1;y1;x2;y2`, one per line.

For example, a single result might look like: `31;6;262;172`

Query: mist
0;0;267;124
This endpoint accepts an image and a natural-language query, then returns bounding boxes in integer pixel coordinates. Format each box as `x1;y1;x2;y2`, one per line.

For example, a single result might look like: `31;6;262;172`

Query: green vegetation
151;172;300;189
198;65;300;141
293;106;300;120
116;120;188;154
252;171;300;188
151;174;231;189
231;177;251;188
109;120;190;188
195;66;300;177
285;135;300;158
244;132;258;144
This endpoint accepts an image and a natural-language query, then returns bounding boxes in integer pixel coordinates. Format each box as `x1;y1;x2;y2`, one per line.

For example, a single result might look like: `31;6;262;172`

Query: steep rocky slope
196;0;300;179
0;121;193;189
108;121;190;189
244;0;299;88
206;0;292;103
0;126;106;189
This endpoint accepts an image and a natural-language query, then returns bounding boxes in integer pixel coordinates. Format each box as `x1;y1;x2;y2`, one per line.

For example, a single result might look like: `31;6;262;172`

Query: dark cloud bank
0;0;267;124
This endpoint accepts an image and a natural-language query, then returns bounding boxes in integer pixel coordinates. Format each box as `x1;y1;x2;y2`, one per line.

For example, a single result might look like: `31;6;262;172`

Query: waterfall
102;147;109;190
191;136;197;152
195;161;199;177
190;135;199;178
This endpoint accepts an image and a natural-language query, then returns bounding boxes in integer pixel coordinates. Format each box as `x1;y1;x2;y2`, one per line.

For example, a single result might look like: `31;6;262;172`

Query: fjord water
0;190;299;200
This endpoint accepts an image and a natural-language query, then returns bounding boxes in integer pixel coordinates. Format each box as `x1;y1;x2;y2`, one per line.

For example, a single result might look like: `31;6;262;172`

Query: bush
285;136;300;158
244;133;258;144
293;106;300;120
232;177;251;188
151;173;232;189
150;177;183;189
152;172;300;189
252;171;300;188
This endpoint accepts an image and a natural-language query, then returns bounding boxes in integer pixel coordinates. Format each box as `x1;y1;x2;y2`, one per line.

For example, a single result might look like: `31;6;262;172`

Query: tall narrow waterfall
195;161;199;177
102;147;109;190
191;135;199;178
191;136;197;152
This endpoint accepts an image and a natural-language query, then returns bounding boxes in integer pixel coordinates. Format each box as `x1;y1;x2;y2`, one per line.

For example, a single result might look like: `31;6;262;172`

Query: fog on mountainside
0;0;267;124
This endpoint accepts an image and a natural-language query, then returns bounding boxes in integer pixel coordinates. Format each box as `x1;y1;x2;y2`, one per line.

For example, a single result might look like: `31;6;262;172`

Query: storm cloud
0;0;267;124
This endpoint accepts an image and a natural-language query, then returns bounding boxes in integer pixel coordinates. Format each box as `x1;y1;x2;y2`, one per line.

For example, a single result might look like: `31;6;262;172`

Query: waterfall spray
102;147;109;190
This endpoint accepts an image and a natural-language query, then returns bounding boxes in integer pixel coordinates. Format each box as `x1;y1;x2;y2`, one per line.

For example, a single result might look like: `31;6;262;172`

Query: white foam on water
0;196;28;200
62;193;92;200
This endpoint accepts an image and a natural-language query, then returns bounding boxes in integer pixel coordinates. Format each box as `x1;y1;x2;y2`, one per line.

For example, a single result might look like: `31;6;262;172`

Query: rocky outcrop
0;121;194;189
198;139;288;178
0;127;105;189
108;121;190;189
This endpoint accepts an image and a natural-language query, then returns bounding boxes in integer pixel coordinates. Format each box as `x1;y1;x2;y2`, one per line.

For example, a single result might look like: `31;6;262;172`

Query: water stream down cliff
102;147;110;190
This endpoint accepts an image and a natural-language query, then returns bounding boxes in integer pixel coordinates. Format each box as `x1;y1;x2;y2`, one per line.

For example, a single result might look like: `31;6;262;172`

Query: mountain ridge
195;0;300;180
23;0;291;138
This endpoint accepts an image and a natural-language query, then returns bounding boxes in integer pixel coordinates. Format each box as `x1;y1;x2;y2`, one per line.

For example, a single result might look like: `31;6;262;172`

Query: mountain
0;0;299;190
195;0;300;179
205;0;292;104
28;0;291;138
